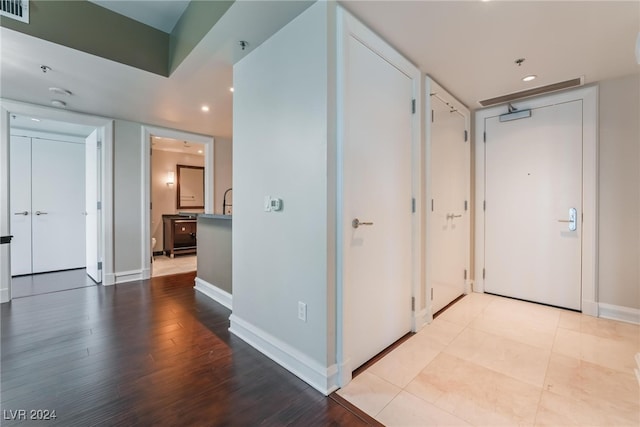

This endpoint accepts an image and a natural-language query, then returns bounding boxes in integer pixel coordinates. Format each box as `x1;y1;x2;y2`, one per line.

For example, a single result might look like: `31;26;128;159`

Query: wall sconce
166;171;175;186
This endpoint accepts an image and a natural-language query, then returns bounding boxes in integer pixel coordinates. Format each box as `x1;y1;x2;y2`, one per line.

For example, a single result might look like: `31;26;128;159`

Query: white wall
598;74;640;310
151;149;204;250
232;0;332;379
114;120;143;273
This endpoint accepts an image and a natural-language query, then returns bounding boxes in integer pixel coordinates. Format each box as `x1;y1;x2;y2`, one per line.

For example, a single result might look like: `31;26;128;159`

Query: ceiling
88;0;190;33
1;1;638;140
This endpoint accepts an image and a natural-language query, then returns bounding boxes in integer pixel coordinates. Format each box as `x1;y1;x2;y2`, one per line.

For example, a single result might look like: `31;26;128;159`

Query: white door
9;135;32;276
31;138;86;273
484;100;582;310
343;36;414;370
430;96;468;314
85;130;101;283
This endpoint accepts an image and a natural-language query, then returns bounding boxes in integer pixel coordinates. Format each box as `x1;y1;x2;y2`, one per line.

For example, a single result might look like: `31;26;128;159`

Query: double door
10;135;86;276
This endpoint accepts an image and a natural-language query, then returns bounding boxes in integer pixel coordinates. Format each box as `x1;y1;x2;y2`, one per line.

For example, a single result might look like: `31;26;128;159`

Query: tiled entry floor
337;293;640;426
151;254;197;277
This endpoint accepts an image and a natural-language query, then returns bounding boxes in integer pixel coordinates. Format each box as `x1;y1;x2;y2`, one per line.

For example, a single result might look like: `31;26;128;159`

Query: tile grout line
532;312;562;425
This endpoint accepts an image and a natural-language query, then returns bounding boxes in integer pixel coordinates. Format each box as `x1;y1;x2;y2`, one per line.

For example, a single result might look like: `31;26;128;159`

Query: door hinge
150;202;153;210
464;200;468;211
431;109;434;123
412;99;416;114
483;200;486;211
96;201;101;210
483;268;486;280
483;131;486;143
97;140;102;149
411;296;415;311
412;198;416;213
464;130;468;142
431;199;434;212
97;261;103;270
431;288;434;301
464;269;467;280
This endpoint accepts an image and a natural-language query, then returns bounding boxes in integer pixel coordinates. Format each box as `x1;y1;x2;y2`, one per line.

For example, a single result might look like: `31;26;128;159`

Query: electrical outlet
297;301;307;322
264;195;271;212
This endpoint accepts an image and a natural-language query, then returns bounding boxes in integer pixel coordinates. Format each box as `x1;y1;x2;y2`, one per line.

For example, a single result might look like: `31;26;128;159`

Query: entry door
484;100;582;310
9;136;32;276
31;138;86;273
85;130;101;283
430;96;468;314
343;36;414;370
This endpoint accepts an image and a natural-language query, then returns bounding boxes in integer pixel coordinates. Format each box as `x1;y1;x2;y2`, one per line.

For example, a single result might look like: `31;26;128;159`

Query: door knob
14;211;29;216
352;218;374;229
35;211;48;216
557;208;577;231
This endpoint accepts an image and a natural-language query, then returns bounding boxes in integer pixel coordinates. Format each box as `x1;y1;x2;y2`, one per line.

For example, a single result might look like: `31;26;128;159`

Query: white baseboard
337;358;352;388
114;270;144;284
229;314;338;395
598;303;640;325
414;308;428;331
103;272;116;286
0;287;9;303
194;277;232;310
141;267;151;280
582;300;598;317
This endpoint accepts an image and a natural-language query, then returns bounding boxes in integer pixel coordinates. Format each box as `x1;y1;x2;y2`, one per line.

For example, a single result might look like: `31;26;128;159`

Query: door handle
446;213;463;220
35;211;48;216
14;211;29;216
352;218;374;229
558;208;577;231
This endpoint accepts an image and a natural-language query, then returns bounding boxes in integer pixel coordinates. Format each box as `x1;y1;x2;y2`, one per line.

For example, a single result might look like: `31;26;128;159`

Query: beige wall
598;74;640;309
151;149;204;251
214;137;233;215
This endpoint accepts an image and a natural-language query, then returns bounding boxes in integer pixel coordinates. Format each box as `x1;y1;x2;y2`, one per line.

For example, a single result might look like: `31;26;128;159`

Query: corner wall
231;1;335;393
598;74;640;311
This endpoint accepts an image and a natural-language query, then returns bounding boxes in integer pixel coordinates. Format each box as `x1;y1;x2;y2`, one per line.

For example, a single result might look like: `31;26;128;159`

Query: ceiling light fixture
201;105;210;112
522;75;537;82
51;100;66;108
49;87;72;96
229;87;234;92
197;150;203;154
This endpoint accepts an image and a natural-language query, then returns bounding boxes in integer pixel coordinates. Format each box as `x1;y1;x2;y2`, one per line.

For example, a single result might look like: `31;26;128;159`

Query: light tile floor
338;293;640;426
151;254;197;277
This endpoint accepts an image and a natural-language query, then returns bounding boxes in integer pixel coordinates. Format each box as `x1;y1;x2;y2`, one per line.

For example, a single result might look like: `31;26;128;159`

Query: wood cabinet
163;216;197;257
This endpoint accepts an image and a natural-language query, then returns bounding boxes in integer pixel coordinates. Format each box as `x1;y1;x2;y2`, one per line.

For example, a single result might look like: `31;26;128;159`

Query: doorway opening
150;136;206;277
0;100;114;302
140;126;214;280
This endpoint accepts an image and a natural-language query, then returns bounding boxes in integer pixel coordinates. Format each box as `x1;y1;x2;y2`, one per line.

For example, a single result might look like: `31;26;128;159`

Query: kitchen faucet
222;188;232;215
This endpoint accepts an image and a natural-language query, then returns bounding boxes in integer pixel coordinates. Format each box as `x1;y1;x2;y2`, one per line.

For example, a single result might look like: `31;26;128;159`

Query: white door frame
140;126;214;280
0;98;115;301
335;7;422;387
474;86;598;316
425;77;471;323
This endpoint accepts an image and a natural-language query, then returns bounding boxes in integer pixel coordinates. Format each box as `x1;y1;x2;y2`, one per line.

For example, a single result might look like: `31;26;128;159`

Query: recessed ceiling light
51;100;67;108
197;150;203;154
31;118;41;122
522;75;537;82
229;87;234;92
201;105;210;112
49;87;72;96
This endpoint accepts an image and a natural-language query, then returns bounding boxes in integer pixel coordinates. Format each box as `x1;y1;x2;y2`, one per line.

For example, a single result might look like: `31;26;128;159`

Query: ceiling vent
478;77;584;107
1;0;28;23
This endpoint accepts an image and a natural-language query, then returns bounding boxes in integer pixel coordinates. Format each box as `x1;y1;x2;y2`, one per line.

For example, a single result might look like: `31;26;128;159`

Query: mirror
176;164;204;209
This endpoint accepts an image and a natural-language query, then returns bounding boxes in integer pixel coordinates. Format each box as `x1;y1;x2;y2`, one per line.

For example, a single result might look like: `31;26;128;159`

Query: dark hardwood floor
1;272;376;426
10;268;96;298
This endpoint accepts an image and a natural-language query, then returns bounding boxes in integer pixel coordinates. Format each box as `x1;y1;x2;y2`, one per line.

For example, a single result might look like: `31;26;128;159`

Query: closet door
10;136;32;276
31;139;86;273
